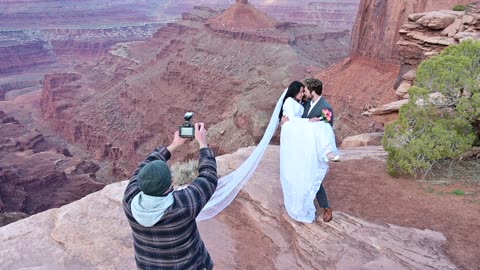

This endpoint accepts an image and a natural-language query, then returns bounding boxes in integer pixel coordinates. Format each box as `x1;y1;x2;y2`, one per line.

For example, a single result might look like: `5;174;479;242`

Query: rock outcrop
351;0;471;65
352;1;480;124
397;5;480;96
0;25;162;79
207;0;280;30
318;1;474;136
340;132;384;148
0;40;56;76
0;146;456;269
0;110;104;226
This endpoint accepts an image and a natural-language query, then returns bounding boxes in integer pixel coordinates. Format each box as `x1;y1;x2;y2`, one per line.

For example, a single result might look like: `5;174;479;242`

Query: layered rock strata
0;40;56;75
397;6;480;97
0;111;104;226
0;25;162;76
351;1;479;125
351;0;471;65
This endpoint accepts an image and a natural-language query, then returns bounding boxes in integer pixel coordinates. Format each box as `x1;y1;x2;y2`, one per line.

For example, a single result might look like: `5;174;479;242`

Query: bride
279;81;338;222
196;81;338;223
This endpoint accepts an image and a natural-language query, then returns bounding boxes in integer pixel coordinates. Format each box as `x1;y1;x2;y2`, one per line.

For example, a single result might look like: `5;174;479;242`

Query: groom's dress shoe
323;208;333;222
323;155;341;163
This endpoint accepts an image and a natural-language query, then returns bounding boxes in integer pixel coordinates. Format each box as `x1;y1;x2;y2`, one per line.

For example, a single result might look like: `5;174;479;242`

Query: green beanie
137;160;172;196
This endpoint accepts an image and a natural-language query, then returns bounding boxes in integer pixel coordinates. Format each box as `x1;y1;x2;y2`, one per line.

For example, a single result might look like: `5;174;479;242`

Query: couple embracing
193;78;339;224
279;78;339;223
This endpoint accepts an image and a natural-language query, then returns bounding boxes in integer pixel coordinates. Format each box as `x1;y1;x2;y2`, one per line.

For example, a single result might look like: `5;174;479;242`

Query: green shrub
453;5;466;11
171;159;198;186
383;41;480;176
451;189;465;196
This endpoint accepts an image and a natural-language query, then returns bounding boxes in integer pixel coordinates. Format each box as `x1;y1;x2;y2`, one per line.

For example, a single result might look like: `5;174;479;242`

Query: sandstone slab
396;81;412;99
366;99;409;115
0;146;456;269
441;18;464;37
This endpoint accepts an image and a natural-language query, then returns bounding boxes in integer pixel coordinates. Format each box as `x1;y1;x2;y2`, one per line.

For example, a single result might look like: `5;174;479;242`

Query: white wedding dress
197;90;338;223
280;97;337;222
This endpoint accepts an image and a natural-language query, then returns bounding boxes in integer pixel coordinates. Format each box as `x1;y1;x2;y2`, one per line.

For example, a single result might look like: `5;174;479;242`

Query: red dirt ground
326;158;480;270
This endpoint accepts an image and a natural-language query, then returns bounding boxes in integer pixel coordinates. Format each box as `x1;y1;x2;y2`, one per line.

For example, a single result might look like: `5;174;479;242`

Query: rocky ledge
0;146;455;269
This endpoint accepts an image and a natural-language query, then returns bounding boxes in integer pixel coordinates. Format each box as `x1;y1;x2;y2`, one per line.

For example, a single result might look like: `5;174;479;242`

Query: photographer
123;122;217;270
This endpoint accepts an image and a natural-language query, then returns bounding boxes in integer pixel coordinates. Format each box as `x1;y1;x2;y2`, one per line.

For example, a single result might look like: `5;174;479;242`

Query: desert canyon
1;0;480;269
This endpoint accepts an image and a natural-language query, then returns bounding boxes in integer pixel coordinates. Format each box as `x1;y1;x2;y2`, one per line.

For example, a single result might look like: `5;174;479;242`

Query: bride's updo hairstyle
279;80;305;119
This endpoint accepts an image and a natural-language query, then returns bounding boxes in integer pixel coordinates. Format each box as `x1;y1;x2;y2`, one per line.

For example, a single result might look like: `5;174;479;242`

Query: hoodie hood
131;191;174;227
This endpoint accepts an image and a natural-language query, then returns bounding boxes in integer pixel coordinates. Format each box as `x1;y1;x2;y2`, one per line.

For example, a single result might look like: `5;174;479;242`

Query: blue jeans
316;184;329;208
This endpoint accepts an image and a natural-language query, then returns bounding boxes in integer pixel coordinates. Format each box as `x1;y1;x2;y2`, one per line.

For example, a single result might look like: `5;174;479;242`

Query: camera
179;112;195;138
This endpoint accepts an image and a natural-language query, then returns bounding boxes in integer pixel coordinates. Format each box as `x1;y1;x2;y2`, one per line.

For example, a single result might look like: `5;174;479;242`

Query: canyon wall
0;25;162;76
350;0;471;65
0;40;55;76
39;3;353;177
158;0;360;31
0;110;104;226
0;0;163;29
328;0;475;131
0;0;359;99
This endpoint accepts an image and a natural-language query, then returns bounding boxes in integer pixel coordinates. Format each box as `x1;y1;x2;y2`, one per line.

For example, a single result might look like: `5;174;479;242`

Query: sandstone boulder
340;133;384;148
402;69;416;81
366;100;409;115
364;100;409;126
408;13;427;22
396;81;412;99
416;11;459;30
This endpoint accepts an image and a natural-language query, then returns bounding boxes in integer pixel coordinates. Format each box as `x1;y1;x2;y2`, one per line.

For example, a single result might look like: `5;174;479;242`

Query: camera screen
180;127;194;136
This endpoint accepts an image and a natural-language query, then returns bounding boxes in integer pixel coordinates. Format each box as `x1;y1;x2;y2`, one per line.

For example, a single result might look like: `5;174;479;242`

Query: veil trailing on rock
196;89;287;221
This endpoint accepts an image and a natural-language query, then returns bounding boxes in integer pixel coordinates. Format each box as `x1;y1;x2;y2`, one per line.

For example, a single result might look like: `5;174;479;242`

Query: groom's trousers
316;184;329;208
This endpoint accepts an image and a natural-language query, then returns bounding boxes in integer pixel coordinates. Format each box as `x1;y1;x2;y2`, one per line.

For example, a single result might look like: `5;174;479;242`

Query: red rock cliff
350;0;471;64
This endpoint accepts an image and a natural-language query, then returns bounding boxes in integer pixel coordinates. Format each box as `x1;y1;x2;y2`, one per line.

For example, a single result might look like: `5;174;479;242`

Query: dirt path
326;158;480;270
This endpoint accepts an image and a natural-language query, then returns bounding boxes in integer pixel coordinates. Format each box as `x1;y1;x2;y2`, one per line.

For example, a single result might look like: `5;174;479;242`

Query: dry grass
171;159;198;186
421;158;480;184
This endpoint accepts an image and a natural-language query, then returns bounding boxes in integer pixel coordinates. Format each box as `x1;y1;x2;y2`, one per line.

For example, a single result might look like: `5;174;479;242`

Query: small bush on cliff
383;40;480;176
172;159;198;186
453;5;466;11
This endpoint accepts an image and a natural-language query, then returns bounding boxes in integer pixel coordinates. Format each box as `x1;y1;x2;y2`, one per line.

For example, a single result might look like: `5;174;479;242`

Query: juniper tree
383;40;480;176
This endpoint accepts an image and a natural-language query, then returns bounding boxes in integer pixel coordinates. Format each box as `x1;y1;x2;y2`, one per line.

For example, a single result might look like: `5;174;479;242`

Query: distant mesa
207;0;280;31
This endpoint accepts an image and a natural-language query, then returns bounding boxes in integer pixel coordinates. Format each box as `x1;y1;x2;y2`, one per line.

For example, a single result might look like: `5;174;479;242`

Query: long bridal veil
196;90;287;221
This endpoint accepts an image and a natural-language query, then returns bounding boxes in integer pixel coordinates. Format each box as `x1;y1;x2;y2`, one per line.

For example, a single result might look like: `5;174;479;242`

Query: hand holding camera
195;122;208;149
175;112;208;149
167;130;188;153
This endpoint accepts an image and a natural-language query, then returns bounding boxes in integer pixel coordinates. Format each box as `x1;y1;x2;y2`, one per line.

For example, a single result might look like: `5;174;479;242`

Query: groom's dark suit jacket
302;97;334;126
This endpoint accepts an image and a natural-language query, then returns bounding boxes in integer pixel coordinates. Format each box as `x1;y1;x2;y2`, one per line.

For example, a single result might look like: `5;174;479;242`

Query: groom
282;78;334;222
303;78;333;222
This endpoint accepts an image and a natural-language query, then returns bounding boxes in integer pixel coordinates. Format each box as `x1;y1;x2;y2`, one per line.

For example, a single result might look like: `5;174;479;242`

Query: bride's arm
283;98;308;122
